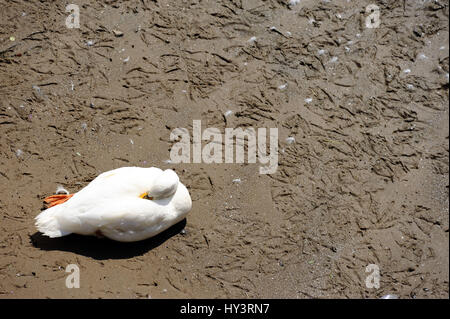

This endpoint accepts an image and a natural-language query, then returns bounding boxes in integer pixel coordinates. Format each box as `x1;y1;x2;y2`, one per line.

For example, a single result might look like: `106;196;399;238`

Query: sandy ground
0;0;448;299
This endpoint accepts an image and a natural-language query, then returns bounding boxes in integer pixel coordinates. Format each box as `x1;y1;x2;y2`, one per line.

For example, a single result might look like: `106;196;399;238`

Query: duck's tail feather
35;205;71;238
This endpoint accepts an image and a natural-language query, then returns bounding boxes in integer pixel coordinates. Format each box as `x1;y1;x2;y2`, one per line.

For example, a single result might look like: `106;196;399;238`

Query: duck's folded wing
60;198;168;236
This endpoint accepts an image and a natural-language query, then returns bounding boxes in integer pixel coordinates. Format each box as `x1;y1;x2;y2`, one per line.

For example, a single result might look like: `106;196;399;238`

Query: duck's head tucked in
140;169;179;201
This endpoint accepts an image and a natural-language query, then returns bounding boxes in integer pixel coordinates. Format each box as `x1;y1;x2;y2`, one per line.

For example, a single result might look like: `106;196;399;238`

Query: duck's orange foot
44;194;74;208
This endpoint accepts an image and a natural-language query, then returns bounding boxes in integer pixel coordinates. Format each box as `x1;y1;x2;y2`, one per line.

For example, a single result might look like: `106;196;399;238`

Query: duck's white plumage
35;167;192;242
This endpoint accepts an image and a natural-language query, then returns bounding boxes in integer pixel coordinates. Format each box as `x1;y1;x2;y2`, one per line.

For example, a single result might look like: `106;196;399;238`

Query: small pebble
286;136;295;144
32;85;41;94
329;56;338;63
113;30;124;37
417;53;428;60
56;185;69;195
224;110;233;117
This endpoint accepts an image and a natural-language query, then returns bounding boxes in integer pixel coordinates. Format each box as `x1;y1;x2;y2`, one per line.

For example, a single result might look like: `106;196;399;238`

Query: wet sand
0;0;448;298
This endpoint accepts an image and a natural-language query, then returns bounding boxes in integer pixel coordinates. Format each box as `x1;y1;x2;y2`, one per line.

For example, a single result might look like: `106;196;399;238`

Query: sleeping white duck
35;167;192;242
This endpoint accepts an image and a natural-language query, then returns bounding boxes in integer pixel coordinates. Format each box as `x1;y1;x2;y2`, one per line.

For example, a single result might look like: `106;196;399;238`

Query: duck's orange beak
139;192;153;200
44;194;74;208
